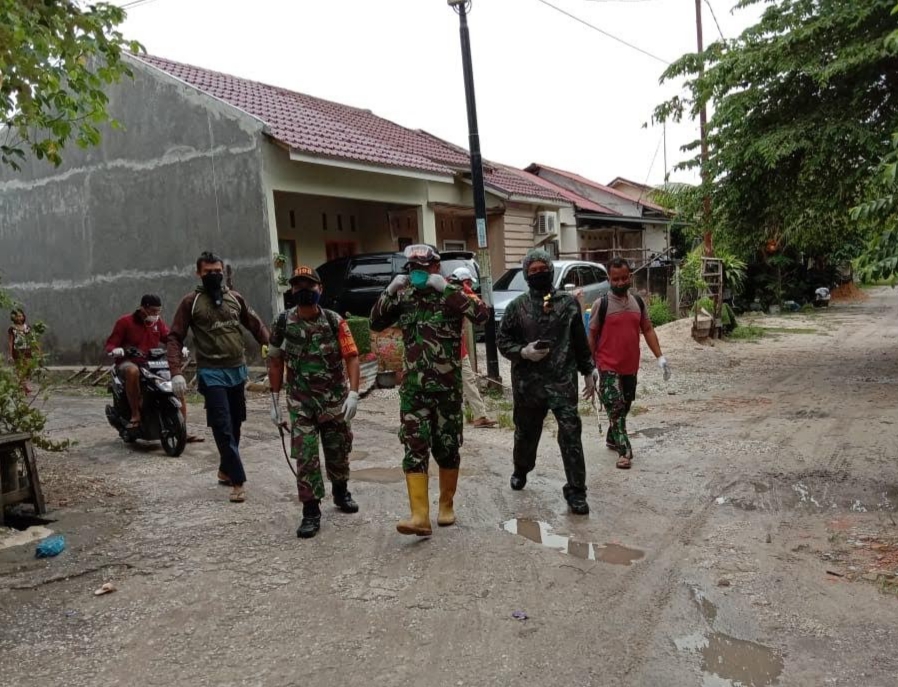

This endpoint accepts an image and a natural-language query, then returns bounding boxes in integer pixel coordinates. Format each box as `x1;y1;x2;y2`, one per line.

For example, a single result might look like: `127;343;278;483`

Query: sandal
186;434;205;444
217;471;232;486
616;456;632;470
229;487;246;503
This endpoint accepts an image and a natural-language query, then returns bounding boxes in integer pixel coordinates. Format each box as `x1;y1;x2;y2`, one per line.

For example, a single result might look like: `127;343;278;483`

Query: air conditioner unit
536;211;558;236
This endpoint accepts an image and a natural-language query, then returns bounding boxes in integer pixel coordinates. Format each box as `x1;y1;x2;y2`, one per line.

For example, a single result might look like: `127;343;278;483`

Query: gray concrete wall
0;58;275;363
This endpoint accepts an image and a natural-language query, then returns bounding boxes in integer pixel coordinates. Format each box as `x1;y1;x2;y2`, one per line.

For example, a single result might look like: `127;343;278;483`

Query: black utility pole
448;0;501;383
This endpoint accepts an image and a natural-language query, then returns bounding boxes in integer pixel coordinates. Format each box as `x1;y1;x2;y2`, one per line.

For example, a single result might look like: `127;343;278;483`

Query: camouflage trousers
289;404;353;503
399;388;463;473
599;371;637;458
512;398;587;496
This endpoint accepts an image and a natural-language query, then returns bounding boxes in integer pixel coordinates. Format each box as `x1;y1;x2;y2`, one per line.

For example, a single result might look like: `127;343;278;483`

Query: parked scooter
813;286;831;308
105;347;187;456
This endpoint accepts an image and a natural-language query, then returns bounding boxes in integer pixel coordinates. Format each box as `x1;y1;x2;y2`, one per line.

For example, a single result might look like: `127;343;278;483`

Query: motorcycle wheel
160;409;187;457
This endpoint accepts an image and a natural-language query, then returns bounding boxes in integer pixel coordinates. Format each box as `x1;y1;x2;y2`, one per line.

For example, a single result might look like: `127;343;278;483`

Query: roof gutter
288;150;454;184
576;213;671;226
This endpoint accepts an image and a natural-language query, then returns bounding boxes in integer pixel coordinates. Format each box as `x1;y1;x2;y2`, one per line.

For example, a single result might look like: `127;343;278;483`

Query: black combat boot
510;471;527;491
332;481;359;513
563;485;590;515
297;500;321;539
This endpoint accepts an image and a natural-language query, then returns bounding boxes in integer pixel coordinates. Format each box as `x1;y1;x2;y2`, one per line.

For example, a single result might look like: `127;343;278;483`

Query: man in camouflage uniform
497;249;597;514
370;244;489;536
268;266;361;539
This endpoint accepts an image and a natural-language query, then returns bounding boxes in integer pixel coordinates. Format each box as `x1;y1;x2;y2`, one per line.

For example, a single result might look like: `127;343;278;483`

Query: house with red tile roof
525;163;672;269
0;55;573;360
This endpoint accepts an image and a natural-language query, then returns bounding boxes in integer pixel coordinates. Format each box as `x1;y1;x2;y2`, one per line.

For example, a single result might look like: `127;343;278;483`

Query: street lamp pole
448;0;501;383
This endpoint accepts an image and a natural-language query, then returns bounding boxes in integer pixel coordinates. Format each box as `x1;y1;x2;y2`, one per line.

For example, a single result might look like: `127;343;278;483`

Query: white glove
658;355;671;381
521;341;550;362
342;390;359;422
270;392;284;427
386;274;409;295
110;347;124;358
583;369;599;399
181;346;189;359
171;375;188;395
426;273;448;292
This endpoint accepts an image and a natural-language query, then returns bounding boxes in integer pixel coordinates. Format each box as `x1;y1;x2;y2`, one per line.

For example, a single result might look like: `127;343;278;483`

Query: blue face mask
409;269;430;289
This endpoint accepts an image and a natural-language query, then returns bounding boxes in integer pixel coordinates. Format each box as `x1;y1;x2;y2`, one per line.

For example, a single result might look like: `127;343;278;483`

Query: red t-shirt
105;312;170;361
590;294;651;375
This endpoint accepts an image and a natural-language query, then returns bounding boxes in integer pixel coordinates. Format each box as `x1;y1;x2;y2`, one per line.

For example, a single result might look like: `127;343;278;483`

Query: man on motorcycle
105;294;169;430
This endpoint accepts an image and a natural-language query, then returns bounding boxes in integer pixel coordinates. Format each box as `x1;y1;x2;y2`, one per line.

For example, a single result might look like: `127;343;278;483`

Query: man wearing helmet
370;244;489;536
496;249;597;515
448;267;497;429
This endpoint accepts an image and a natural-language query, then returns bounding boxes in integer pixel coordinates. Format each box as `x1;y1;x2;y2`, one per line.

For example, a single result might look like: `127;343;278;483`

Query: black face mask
526;271;553;292
201;272;224;306
294;288;321;307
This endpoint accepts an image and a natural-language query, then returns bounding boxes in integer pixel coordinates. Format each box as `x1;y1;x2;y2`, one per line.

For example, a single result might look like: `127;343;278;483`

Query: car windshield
493;268;528;291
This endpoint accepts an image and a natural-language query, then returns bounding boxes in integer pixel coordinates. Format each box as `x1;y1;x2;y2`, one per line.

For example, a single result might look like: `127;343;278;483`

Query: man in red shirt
587;258;671;469
105;294;170;429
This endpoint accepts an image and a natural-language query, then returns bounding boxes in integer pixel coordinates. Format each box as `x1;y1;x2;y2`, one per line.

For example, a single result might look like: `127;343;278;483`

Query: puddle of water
633;427;670;439
701;632;784;687
502;519;644;565
0;525;54;551
351;467;403;483
682;586;783;686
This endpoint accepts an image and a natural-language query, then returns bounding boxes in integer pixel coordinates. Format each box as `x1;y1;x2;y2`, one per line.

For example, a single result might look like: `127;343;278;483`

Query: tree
0;0;141;170
654;0;898;261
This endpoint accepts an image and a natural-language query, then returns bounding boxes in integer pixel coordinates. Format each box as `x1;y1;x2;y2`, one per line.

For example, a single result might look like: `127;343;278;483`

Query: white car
491;260;611;322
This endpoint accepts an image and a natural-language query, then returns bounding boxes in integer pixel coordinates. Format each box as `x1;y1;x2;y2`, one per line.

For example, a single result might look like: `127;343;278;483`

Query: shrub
345;316;371;355
647;295;676;327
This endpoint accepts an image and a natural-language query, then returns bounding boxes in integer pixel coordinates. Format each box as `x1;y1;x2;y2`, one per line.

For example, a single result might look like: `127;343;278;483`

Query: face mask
145;315;160;325
526;271;553;292
201;272;224;306
409;269;430;289
294;288;321;306
611;283;631;296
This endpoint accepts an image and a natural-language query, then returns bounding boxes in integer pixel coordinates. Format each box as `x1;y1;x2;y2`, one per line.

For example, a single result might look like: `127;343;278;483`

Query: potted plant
273;252;288;270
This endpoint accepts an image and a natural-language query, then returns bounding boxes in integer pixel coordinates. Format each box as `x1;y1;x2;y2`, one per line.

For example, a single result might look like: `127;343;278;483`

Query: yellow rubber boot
437;468;459;526
396;473;432;536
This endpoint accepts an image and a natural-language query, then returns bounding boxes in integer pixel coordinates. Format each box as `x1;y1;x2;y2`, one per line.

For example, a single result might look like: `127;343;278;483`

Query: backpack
594;293;645;341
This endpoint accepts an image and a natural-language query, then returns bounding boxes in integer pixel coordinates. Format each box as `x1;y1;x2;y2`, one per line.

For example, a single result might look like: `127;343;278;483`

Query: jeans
200;381;247;486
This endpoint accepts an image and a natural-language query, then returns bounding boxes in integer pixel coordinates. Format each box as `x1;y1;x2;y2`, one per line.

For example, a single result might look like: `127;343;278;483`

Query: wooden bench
0;433;46;526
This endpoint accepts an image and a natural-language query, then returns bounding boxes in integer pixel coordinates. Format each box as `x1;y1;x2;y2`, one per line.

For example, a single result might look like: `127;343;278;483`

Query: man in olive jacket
167;251;269;503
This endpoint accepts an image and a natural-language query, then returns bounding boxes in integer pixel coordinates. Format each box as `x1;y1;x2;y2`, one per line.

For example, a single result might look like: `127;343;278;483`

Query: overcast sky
119;0;764;187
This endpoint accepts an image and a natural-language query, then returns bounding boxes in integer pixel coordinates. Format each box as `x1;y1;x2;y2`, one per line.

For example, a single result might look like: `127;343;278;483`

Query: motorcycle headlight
157;380;173;393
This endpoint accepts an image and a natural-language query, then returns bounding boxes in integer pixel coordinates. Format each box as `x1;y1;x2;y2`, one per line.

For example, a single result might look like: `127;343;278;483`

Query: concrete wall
0;58;274;363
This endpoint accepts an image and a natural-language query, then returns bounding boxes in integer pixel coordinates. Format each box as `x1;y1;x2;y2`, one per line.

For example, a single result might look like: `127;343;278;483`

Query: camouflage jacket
269;307;347;416
497;288;594;406
370;284;489;394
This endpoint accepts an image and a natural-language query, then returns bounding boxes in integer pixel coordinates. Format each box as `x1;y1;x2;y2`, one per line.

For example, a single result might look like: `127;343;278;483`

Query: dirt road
2;289;898;686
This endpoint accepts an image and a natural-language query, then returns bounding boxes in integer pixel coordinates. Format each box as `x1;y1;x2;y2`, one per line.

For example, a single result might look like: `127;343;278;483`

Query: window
277;239;297;282
346;257;394;288
591;265;609;284
398;237;413;251
443;240;466;251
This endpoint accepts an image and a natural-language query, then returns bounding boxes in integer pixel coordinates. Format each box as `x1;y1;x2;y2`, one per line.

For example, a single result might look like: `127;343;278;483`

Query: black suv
310;251;481;317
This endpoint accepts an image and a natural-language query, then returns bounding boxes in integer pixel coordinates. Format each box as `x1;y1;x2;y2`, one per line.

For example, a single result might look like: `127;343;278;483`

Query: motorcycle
105;346;187;456
813;286;831;308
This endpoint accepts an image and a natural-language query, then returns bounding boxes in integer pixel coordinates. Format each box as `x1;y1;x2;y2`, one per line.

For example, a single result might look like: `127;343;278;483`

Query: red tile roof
527;163;668;213
136;54;568;204
504;168;619;214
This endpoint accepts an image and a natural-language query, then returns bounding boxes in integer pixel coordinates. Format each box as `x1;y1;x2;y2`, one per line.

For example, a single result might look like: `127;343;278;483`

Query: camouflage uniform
269;307;352;503
370;284;489;473
497;264;595;500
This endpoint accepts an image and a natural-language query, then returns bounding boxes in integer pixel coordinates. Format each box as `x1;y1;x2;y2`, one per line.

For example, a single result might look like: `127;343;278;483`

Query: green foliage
0;280;68;450
654;0;898;260
727;324;765;342
0;0;142;170
647;295;675;327
677;248;707;304
691;296;715;315
345;316;371;355
854;131;898;282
